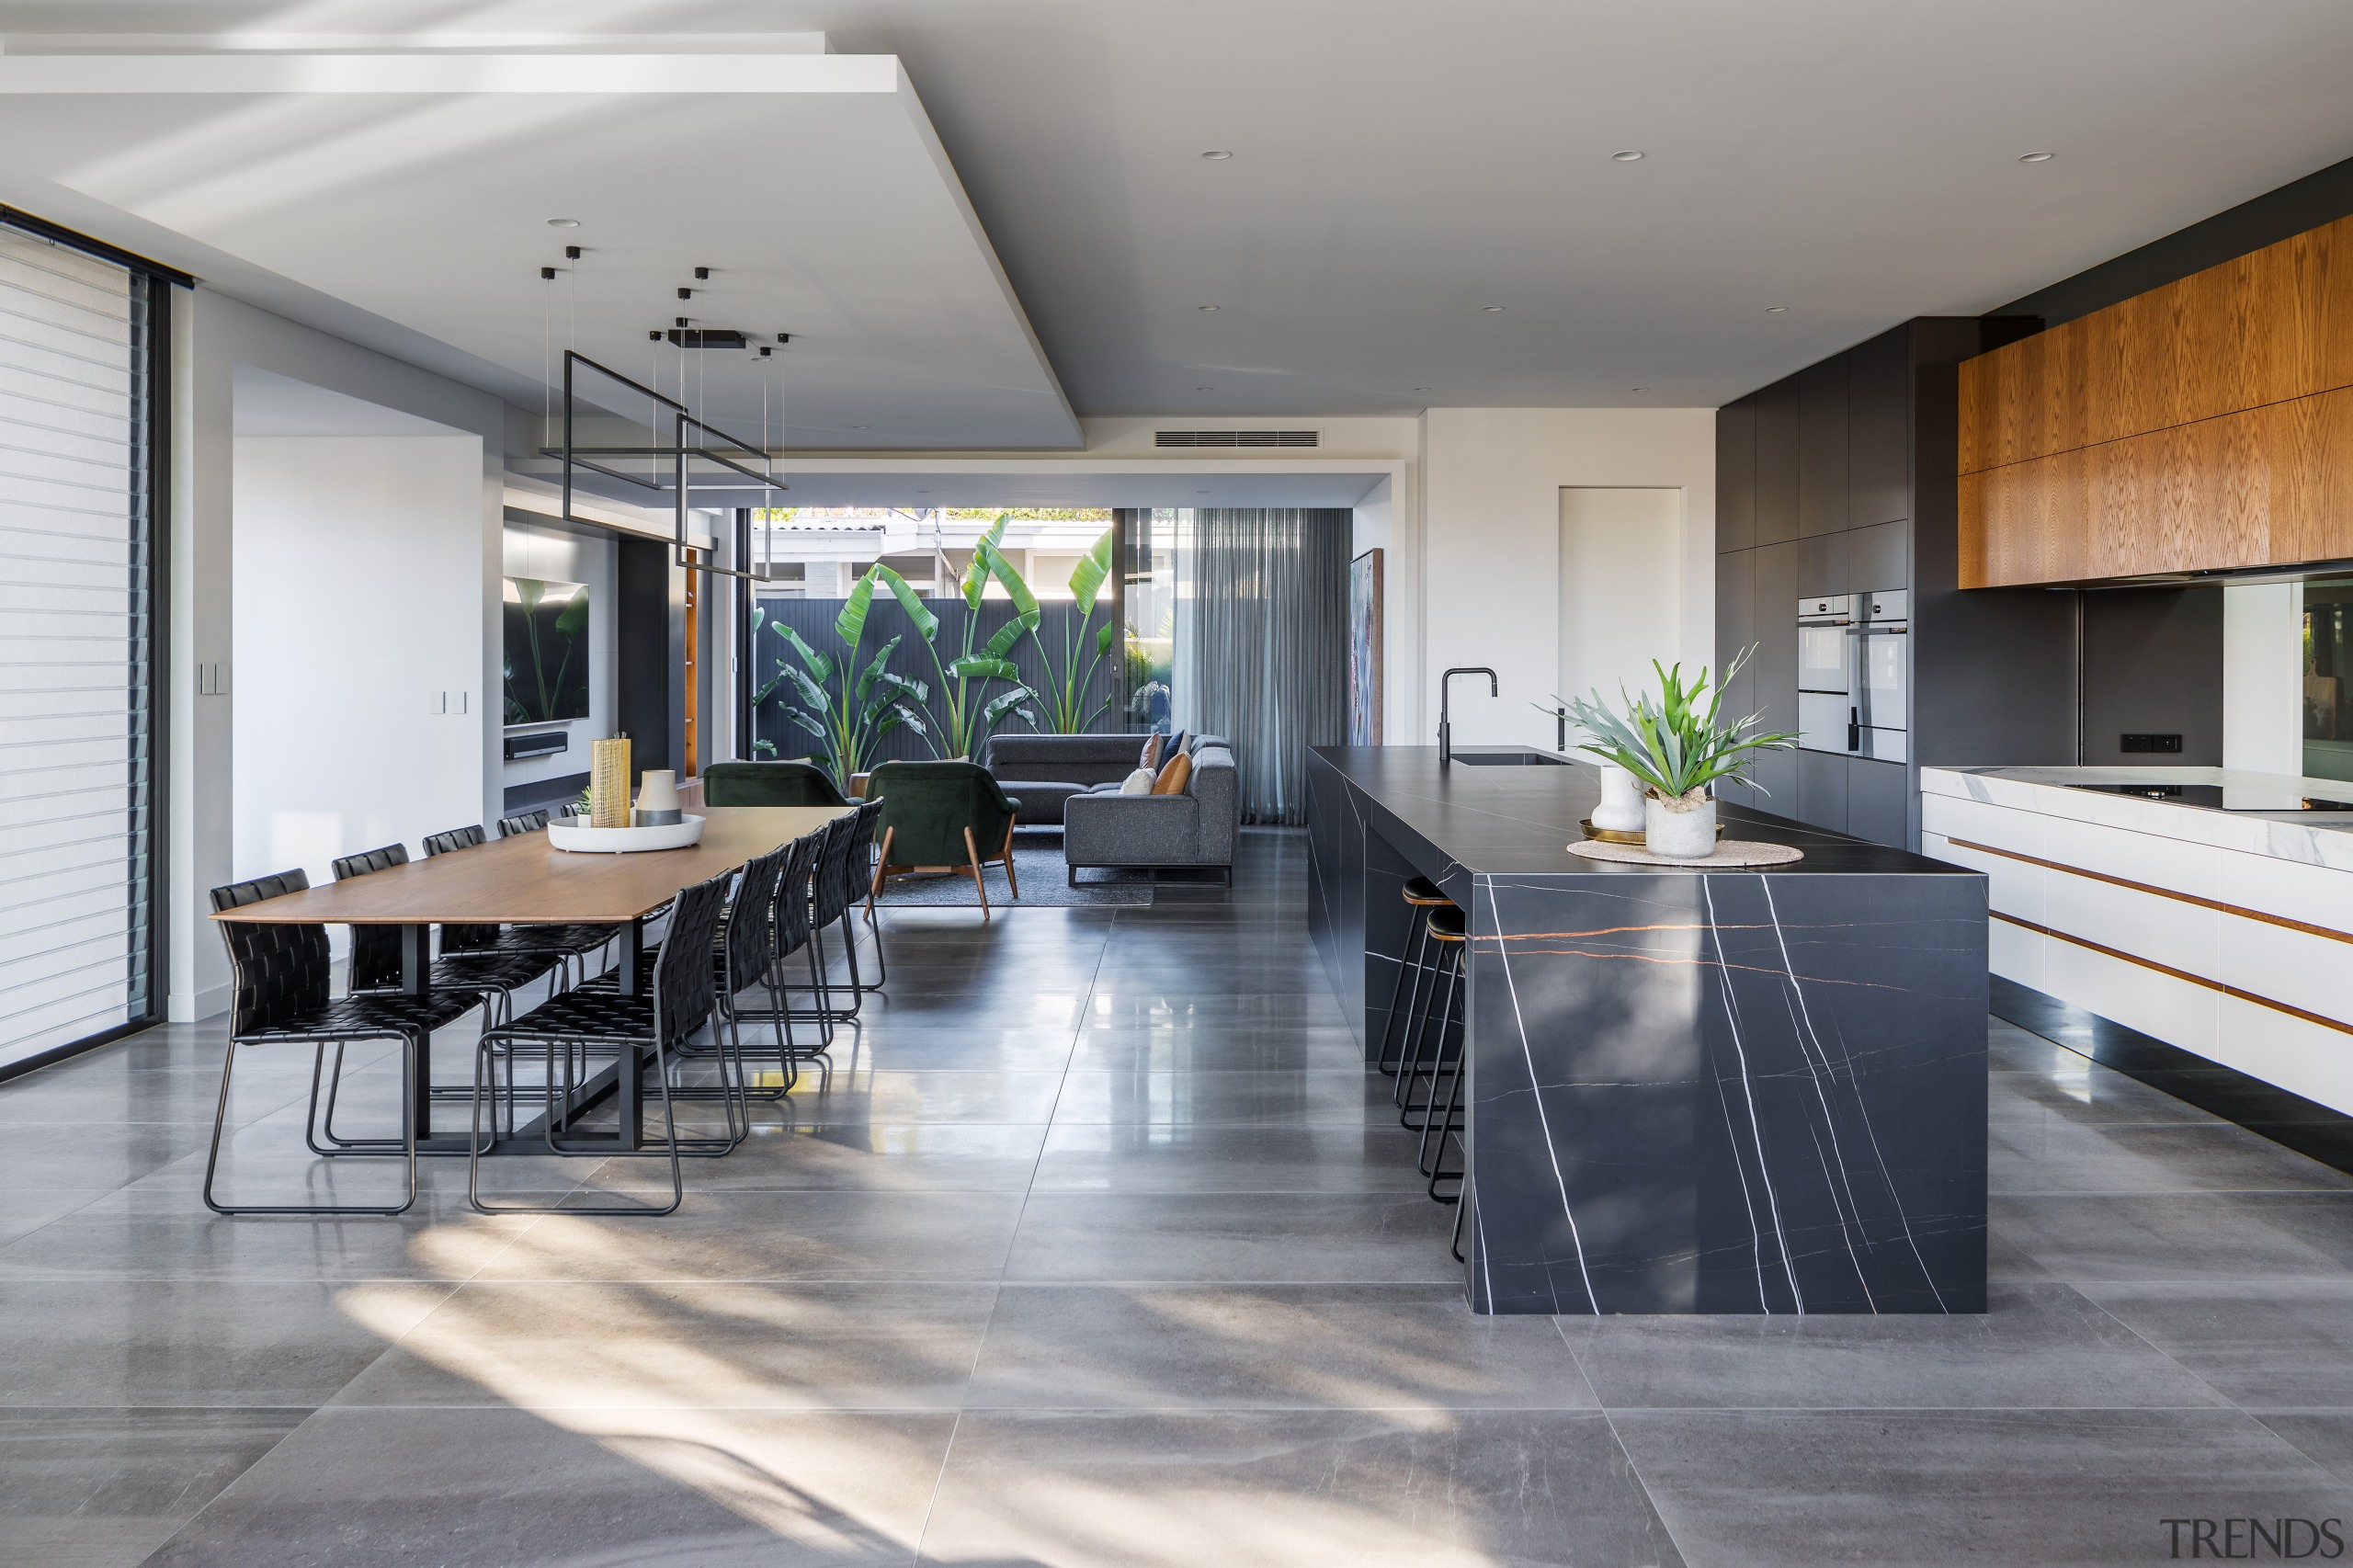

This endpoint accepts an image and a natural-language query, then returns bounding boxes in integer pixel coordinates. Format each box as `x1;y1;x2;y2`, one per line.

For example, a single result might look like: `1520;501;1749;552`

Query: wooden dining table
210;806;850;1154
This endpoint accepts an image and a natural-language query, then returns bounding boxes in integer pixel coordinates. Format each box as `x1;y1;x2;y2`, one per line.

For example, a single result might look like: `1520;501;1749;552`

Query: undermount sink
1449;750;1569;766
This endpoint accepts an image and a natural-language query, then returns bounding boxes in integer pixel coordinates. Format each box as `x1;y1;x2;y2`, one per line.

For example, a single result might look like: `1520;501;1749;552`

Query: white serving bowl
547;813;706;854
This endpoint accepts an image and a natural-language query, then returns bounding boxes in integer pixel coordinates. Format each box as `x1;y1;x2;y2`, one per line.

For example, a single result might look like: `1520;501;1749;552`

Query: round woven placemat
1567;838;1805;869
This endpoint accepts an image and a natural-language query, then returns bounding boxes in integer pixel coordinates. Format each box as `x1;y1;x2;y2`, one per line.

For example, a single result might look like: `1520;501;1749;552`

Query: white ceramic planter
1590;763;1647;834
547;813;706;854
1643;794;1717;859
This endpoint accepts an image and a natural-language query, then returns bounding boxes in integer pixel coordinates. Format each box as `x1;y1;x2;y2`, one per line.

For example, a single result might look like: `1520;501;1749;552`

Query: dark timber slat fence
750;596;1125;764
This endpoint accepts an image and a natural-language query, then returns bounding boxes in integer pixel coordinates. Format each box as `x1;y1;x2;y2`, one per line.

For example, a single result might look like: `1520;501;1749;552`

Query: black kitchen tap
1438;667;1497;766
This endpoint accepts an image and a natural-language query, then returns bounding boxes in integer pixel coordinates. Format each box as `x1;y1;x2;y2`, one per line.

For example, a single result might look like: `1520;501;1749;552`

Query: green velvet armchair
701;760;849;808
865;760;1023;917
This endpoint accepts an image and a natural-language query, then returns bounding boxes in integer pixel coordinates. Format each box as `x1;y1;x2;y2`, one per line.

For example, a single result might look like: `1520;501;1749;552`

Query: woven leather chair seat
238;988;481;1043
483;986;660;1044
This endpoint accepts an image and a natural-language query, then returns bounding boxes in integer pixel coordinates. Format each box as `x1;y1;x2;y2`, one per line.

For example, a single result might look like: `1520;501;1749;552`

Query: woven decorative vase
589;737;631;828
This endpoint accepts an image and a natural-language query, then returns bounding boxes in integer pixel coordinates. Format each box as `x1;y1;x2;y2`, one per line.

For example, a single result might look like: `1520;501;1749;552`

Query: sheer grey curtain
1171;509;1351;824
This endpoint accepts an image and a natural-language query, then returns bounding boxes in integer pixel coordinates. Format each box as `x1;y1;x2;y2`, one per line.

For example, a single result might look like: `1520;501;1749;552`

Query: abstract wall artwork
1347;549;1383;746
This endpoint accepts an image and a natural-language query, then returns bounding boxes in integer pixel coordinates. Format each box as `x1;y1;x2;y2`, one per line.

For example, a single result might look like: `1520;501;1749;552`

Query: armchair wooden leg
1000;821;1020;900
963;825;991;919
870;827;894;899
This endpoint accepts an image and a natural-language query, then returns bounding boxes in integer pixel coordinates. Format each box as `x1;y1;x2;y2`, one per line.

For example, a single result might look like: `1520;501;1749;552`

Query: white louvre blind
0;224;153;1069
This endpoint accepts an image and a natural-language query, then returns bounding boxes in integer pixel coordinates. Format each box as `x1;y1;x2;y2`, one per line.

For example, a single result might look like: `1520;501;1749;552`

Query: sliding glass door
0;216;168;1076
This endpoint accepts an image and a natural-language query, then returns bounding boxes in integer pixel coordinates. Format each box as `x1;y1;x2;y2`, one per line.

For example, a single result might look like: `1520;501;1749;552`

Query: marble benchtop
1313;745;1971;879
1925;766;2353;873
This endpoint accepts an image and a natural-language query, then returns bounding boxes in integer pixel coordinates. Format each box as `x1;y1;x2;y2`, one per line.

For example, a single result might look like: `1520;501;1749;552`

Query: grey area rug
872;836;1154;906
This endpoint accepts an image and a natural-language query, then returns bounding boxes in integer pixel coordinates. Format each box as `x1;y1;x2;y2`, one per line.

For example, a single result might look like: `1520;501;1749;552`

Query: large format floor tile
0;1408;311;1568
1613;1408;2353;1568
1561;1282;2227;1410
472;1189;1029;1282
330;1280;1000;1411
1004;1191;1462;1283
965;1284;1596;1411
0;1279;449;1407
917;1409;1681;1568
140;1405;955;1567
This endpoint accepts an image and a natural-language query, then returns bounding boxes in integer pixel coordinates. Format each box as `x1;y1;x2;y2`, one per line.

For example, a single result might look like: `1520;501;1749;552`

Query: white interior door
1558;487;1685;721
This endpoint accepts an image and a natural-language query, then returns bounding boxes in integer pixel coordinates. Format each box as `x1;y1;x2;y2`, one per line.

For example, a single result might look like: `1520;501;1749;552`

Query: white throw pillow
1118;767;1155;795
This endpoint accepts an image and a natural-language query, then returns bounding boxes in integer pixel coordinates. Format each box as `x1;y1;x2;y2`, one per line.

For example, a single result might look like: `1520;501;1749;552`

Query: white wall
1417;409;1716;750
1559;487;1688;718
2222;582;2305;776
501;521;618;796
170;290;510;1021
233;436;485;902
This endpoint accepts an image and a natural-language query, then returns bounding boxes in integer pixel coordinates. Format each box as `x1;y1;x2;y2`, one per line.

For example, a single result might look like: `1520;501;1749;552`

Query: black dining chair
497;809;551;837
314;844;566;1144
424;820;619;986
769;825;837;1084
205;870;484;1217
786;814;867;1025
591;839;801;1103
467;869;741;1216
836;798;889;996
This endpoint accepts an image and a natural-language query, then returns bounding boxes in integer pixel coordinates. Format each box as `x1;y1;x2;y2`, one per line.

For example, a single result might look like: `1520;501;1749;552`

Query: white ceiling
0;49;1080;449
4;2;2353;428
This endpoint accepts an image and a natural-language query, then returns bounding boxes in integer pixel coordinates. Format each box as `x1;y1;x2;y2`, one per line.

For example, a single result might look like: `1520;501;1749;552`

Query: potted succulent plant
1558;649;1795;858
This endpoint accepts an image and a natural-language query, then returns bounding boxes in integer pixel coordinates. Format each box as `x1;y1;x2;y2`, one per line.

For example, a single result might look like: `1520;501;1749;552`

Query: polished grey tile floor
6;828;2353;1565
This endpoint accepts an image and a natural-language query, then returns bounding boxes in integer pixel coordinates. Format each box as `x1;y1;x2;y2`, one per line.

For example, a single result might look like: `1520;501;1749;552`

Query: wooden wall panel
1961;388;2353;585
1965;210;2353;473
2268;385;2353;564
1957;355;1994;475
1957;211;2353;585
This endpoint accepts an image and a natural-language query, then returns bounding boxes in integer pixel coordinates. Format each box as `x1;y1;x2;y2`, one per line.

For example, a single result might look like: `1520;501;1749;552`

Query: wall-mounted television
503;576;589;724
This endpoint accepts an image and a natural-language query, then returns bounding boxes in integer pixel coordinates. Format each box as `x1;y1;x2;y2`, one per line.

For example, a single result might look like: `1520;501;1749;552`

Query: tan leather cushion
1151;751;1193;796
1139;733;1165;772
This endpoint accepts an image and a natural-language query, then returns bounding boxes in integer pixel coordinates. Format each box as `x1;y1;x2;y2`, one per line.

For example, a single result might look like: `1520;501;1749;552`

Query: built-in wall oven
1797;590;1909;762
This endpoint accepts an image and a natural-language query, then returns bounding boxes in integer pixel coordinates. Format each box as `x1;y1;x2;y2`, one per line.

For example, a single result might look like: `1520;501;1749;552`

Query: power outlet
2120;733;2184;754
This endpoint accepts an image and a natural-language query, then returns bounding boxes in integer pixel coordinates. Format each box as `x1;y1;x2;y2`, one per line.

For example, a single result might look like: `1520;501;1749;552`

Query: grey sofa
1063;736;1238;885
981;733;1159;824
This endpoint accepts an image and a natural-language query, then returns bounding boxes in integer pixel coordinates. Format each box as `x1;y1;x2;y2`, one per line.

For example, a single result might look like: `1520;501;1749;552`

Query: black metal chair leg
1398;945;1459;1125
207;1034;417;1218
1421;1017;1468;1185
1406;958;1463;1142
1376;910;1431;1077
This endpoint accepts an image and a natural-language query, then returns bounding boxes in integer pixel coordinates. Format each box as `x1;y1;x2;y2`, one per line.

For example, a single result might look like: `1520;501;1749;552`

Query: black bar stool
1376;876;1453;1076
1394;903;1466;1137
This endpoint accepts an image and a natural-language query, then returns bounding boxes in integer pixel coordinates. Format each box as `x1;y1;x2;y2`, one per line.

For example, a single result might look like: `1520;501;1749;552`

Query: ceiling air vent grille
1154;429;1319;449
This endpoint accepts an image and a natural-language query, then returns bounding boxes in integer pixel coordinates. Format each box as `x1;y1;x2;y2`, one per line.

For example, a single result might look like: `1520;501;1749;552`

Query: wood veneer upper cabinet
1970;211;2353;465
1957;210;2353;583
1961;392;2353;586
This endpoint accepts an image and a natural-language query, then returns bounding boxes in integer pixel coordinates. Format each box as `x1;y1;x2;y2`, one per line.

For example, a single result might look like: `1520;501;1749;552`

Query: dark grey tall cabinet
1715;318;2075;849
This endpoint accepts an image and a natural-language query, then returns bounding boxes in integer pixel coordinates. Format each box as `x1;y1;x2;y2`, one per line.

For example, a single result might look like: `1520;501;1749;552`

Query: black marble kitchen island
1307;745;1989;1315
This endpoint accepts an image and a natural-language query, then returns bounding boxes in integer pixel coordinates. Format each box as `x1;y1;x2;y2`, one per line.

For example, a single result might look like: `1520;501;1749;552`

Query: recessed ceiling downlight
545;218;581;228
1482;305;1506;312
2018;152;2055;163
1766;305;1789;313
1201;150;1233;161
1198;304;1220;312
1610;150;1645;162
